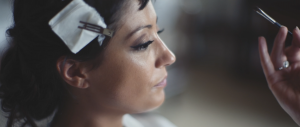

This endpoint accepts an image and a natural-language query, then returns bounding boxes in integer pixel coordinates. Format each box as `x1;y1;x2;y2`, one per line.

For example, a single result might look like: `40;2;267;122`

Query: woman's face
83;0;176;113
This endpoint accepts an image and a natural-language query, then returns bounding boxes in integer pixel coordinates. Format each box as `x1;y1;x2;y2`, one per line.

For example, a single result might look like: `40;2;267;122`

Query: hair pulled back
0;0;149;127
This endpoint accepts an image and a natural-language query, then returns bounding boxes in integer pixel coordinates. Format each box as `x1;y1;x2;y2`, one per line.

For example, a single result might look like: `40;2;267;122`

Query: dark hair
0;0;149;127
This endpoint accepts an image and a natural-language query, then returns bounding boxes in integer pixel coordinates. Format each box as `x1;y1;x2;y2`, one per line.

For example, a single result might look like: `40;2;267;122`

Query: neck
51;95;125;127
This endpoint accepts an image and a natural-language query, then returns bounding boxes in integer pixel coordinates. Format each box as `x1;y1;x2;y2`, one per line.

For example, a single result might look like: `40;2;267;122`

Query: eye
131;40;154;51
157;28;165;34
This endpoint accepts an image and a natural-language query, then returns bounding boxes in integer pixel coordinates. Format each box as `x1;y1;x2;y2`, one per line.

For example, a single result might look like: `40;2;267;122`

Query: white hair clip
49;0;114;54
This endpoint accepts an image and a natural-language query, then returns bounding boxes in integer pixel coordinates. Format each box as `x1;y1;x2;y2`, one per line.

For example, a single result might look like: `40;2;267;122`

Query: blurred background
1;0;300;126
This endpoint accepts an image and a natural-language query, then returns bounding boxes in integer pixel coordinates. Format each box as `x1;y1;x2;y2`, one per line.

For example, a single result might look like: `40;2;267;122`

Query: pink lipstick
155;78;167;88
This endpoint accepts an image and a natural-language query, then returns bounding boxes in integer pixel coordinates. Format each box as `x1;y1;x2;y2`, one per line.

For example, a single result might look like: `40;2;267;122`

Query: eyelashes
131;29;165;51
131;40;154;51
157;28;164;34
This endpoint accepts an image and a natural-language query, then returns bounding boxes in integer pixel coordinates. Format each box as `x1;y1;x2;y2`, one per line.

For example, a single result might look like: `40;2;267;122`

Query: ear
56;56;90;89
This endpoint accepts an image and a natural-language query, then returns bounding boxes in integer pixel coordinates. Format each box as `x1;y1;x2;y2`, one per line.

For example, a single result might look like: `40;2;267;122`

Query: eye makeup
131;40;154;51
157;28;164;34
130;29;165;51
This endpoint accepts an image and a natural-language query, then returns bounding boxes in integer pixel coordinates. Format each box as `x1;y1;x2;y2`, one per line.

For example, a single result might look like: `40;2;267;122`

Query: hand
259;26;300;125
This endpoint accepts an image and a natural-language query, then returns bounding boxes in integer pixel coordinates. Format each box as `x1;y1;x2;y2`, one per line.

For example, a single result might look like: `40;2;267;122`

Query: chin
125;90;166;114
139;90;166;113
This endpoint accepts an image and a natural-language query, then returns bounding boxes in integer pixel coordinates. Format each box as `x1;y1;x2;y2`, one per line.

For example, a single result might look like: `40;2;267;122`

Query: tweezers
255;7;293;36
78;21;114;37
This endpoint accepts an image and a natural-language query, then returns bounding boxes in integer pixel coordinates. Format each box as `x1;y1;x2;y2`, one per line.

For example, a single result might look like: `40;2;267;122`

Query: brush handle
274;22;293;37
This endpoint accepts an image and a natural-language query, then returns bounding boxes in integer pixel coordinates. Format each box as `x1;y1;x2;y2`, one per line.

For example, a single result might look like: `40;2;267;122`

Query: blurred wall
0;0;11;53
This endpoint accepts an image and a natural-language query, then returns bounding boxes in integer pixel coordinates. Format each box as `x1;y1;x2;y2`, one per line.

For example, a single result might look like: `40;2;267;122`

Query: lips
154;77;167;87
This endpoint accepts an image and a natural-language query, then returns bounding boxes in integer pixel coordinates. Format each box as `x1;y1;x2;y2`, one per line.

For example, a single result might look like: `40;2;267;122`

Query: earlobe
56;56;90;89
77;79;89;89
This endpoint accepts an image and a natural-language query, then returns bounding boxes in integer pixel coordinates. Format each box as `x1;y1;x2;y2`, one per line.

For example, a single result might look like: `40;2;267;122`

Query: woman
259;26;300;126
0;0;176;127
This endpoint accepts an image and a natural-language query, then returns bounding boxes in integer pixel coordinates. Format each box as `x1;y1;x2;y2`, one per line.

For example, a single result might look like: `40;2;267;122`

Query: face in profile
67;0;176;114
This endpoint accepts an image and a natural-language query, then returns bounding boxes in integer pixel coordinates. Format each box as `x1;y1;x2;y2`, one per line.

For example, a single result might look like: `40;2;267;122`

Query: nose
155;37;176;68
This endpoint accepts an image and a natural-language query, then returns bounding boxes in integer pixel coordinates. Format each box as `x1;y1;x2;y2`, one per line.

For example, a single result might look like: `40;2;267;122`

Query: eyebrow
125;16;158;40
125;25;152;39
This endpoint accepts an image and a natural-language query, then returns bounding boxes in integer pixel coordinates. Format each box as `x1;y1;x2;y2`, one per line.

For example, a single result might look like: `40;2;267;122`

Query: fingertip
258;36;264;40
281;26;288;30
274;27;288;43
280;26;288;33
258;36;264;39
293;26;299;34
258;36;267;53
258;36;266;44
292;26;300;47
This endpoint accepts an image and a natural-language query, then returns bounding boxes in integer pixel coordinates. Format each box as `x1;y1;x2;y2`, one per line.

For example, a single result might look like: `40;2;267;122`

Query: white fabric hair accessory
49;0;114;54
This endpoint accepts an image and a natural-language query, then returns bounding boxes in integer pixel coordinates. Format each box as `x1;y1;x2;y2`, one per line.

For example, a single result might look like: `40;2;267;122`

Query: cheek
117;54;164;111
88;50;165;113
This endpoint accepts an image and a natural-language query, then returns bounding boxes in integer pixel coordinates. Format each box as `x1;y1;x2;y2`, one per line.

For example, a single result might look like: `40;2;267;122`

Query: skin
52;1;176;127
259;26;300;125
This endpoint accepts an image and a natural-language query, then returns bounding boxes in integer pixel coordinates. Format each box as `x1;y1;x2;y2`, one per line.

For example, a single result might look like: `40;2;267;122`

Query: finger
259;36;275;75
271;27;288;68
292;26;300;48
285;27;300;62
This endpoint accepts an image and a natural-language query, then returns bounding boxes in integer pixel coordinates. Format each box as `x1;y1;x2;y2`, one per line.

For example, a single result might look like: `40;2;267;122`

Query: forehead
116;0;157;34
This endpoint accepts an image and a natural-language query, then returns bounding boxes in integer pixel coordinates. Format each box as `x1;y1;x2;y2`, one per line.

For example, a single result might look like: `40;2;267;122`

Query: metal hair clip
255;7;293;36
78;21;114;37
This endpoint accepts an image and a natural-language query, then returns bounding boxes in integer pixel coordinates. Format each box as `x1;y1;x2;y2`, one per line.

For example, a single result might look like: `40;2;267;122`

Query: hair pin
78;21;114;37
254;7;293;36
